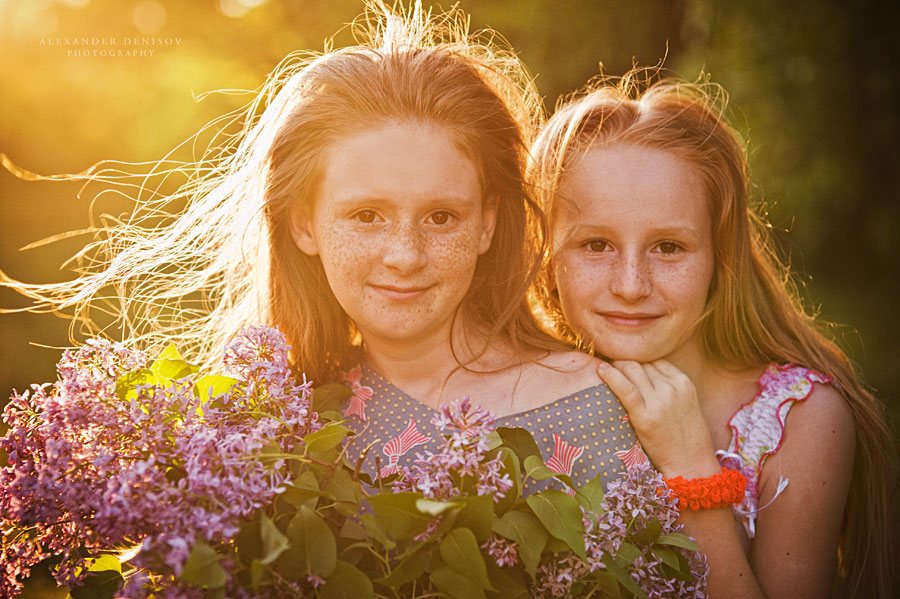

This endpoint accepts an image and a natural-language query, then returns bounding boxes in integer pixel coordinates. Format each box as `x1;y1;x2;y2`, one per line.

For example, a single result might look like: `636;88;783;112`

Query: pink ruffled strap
717;363;832;538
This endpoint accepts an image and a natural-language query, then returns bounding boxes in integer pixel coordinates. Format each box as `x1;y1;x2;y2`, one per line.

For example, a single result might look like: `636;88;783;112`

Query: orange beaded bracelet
664;467;747;511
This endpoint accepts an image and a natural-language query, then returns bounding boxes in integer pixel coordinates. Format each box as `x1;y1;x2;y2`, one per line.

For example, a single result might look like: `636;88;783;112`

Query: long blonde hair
1;2;563;384
530;73;898;597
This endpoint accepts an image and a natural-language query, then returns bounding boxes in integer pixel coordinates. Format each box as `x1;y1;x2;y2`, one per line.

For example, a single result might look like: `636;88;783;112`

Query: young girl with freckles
530;75;898;597
2;4;638;492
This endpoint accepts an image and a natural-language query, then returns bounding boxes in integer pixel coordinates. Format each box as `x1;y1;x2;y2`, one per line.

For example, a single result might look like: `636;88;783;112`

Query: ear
477;195;499;255
289;206;320;256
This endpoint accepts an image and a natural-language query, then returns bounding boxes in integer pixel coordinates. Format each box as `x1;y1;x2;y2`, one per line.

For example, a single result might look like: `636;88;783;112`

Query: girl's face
552;143;715;364
292;121;496;349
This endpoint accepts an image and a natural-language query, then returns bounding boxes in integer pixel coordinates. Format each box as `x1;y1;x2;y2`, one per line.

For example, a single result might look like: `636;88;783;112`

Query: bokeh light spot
133;0;167;34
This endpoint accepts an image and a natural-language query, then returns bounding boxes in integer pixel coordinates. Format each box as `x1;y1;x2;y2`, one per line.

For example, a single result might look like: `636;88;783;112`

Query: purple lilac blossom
394;397;513;502
0;326;316;598
532;462;709;599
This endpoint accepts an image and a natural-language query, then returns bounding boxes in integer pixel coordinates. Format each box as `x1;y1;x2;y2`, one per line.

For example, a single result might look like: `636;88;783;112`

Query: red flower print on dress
340;365;374;422
547;433;585;475
379;418;430;478
547;433;585;496
615;442;649;469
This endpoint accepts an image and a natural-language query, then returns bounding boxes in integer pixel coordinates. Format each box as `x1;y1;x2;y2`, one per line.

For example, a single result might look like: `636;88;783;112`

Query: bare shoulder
759;382;855;500
783;383;855;445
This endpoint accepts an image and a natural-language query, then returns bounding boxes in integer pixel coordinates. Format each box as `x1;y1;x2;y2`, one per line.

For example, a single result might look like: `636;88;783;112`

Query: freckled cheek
658;263;714;312
554;254;602;305
315;227;378;290
428;227;482;280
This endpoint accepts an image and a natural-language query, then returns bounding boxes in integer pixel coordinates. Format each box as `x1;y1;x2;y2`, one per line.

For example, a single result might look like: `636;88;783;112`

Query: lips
598;311;662;327
368;283;432;301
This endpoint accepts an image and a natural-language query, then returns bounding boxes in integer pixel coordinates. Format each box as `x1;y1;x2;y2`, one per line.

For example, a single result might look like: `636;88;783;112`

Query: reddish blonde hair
531;73;898;597
1;3;563;385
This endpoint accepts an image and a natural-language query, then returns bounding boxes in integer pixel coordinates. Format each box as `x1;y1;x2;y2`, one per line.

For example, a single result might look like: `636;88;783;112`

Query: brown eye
586;240;609;253
658;241;680;254
355;210;376;223
430;211;451;225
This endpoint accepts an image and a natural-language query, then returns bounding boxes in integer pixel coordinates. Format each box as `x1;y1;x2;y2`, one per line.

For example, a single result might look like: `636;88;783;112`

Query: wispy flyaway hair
2;1;561;385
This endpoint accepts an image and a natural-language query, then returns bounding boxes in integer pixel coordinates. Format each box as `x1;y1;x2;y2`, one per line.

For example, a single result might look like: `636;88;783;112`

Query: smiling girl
531;76;897;597
3;4;638;493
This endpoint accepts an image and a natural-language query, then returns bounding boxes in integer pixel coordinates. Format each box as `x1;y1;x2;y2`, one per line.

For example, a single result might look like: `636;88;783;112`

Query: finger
611;360;657;400
597;361;645;414
651;359;694;394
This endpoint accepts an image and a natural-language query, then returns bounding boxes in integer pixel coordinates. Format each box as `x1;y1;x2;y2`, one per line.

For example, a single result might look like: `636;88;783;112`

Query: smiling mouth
598;312;662;327
369;284;432;301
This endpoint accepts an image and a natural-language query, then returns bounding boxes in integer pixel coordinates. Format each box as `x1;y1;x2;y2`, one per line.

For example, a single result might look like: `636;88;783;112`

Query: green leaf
375;544;429;588
368;491;431;539
439;528;494;590
523;455;557;481
360;513;396;550
485;430;503;451
179;540;226;589
115;368;157;401
304;423;350;454
319;560;374;599
416;497;464;517
526;490;586;559
430;564;488;599
613;541;643;567
496;427;542;463
154;358;199;381
311;383;354;413
321;467;361;515
151;344;199;380
454;494;494;542
575;470;607;515
589;570;621;598
235;520;263;560
69;570;123;599
86;555;121;574
249;559;266;590
601;553;648;599
632;517;662;546
283;505;337;578
544;535;569;553
484;557;530;599
259;513;290;565
657;532;702;552
494;448;521;515
194;375;240;400
650;546;680;570
492;511;547;579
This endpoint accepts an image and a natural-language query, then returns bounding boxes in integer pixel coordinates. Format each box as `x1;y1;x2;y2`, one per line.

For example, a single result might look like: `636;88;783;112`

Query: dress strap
717;363;832;538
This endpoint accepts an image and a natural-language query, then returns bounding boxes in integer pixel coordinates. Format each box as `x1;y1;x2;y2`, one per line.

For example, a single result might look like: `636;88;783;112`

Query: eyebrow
330;193;479;207
568;224;703;239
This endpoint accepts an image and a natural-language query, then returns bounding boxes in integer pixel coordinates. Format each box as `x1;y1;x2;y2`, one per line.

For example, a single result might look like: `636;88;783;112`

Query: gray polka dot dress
339;363;644;494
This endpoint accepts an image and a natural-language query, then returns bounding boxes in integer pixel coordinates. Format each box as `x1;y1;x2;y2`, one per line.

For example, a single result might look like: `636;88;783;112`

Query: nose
609;252;651;301
382;221;427;273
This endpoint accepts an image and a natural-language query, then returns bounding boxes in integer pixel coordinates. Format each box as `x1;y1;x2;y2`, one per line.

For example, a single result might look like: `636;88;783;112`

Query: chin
592;344;663;363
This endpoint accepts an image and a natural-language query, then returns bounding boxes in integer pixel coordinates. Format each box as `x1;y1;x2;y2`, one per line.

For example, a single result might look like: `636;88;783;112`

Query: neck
665;341;722;405
362;314;492;400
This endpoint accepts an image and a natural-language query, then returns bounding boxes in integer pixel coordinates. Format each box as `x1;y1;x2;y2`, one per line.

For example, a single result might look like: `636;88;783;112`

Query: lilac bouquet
0;327;319;598
1;327;707;599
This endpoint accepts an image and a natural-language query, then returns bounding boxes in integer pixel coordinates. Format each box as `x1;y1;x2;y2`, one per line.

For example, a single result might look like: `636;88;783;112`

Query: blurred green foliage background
0;1;898;592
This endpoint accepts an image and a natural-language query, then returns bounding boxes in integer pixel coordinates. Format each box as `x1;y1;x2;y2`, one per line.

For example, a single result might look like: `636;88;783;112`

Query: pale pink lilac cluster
0;326;316;599
394;398;513;501
481;533;519;567
532;463;709;599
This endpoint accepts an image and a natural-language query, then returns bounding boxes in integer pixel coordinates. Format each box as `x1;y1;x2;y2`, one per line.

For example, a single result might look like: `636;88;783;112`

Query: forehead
316;121;482;209
556;143;709;231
